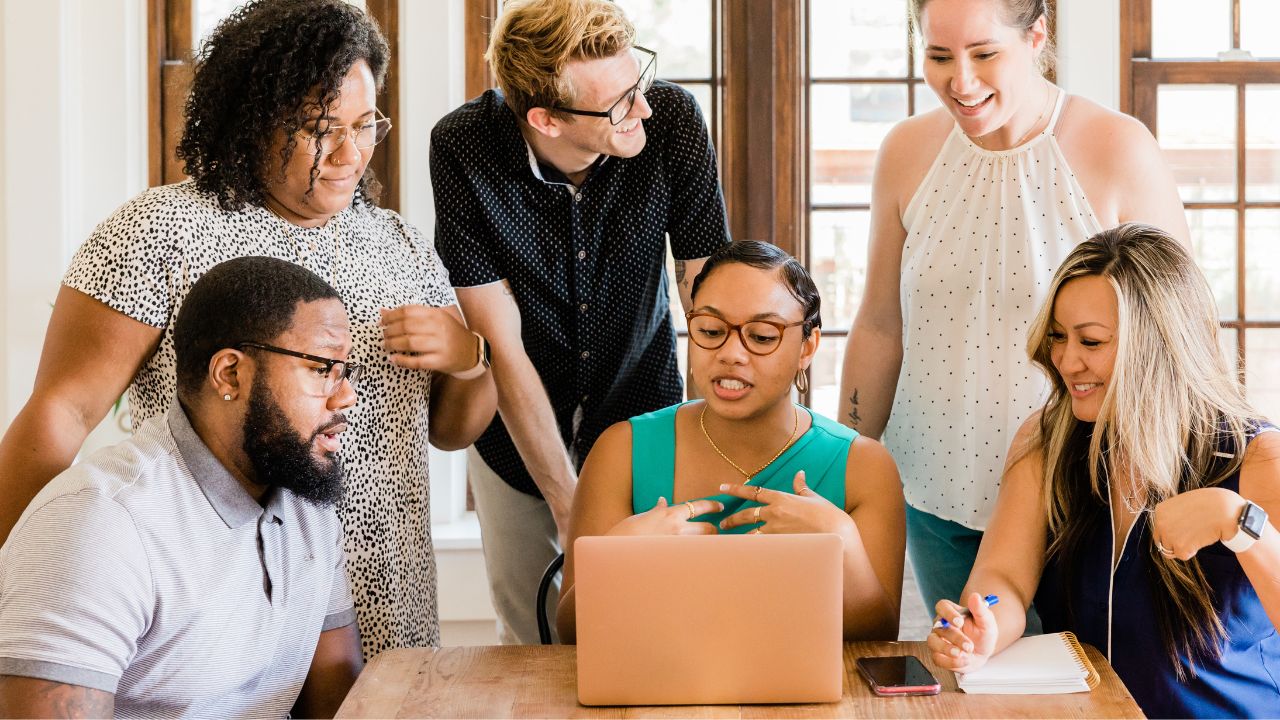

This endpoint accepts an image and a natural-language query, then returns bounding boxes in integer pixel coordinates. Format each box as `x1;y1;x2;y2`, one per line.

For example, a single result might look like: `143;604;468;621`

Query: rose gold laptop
574;533;844;706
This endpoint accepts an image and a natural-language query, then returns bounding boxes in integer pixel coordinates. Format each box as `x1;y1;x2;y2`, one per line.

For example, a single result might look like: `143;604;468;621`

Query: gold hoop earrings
793;370;809;394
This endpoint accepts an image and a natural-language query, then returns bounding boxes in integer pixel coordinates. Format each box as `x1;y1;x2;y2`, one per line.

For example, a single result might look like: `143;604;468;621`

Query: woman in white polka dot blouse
838;0;1190;621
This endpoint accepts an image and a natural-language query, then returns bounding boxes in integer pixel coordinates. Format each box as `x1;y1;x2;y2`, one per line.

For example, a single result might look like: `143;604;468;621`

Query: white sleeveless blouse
883;90;1103;530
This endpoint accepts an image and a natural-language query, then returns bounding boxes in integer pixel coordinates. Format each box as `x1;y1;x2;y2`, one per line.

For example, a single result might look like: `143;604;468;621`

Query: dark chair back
536;552;565;645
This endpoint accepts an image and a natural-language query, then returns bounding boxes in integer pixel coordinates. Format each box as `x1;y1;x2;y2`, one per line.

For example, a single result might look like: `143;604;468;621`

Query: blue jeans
906;503;1042;634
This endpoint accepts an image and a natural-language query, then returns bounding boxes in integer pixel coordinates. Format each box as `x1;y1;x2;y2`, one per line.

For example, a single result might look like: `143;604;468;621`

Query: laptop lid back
574;533;843;706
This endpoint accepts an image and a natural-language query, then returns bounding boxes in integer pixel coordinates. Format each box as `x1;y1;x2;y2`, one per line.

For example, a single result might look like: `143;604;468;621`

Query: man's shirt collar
167;402;281;528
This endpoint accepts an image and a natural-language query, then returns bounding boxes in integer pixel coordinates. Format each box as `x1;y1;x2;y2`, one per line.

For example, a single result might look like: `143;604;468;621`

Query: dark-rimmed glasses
685;312;805;356
553;46;656;125
238;342;365;396
301;108;392;156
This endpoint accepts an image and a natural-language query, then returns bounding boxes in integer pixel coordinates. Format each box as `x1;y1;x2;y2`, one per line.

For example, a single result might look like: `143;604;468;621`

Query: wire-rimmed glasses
301;108;392;156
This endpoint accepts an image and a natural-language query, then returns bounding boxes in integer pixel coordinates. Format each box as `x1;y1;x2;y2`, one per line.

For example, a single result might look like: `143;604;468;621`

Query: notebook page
959;632;1087;685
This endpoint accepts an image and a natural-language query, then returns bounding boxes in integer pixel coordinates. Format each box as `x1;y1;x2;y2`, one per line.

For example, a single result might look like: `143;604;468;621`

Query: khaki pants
467;447;561;645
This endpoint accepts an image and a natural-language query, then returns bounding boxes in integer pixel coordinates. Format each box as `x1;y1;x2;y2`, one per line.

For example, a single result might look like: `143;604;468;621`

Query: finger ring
685;501;696;520
753;506;762;524
1156;540;1174;556
753;485;763;501
751;528;762;534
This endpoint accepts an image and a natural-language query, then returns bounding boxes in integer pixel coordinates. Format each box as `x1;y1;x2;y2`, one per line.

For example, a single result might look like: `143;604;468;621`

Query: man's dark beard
242;372;346;507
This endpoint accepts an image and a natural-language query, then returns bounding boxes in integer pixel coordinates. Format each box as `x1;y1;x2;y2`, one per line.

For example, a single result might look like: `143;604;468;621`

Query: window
1123;0;1280;419
806;0;941;419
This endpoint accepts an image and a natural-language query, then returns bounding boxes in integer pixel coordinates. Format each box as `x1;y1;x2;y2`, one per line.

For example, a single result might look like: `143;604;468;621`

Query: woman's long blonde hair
1026;223;1258;678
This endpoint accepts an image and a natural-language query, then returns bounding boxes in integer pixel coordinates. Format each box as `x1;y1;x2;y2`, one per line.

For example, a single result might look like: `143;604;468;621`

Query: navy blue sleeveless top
1035;426;1280;718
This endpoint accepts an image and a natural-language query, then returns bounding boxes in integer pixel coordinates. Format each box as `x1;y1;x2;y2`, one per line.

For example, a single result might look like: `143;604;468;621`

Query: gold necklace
263;202;341;282
972;79;1054;151
699;404;800;481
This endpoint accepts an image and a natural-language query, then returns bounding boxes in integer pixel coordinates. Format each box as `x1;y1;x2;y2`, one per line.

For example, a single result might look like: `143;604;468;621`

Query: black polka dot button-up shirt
431;81;730;496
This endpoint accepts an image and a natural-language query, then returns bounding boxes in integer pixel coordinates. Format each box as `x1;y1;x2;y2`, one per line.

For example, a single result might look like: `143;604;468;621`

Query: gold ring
685;501;696;520
753;485;763;501
753;506;762;524
751;528;762;535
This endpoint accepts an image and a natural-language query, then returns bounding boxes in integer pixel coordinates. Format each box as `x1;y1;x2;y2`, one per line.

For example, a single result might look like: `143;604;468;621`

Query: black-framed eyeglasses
685;312;805;356
553;46;656;125
299;108;393;157
237;342;366;396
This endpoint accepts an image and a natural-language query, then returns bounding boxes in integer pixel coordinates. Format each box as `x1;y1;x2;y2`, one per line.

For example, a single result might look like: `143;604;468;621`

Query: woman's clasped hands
607;497;724;536
718;470;856;538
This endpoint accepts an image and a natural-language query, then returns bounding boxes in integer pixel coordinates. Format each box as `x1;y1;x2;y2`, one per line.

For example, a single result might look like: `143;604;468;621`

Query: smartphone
856;655;942;696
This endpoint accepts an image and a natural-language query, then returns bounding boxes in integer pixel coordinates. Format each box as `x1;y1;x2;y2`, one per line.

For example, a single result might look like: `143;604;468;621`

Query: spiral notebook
957;632;1100;694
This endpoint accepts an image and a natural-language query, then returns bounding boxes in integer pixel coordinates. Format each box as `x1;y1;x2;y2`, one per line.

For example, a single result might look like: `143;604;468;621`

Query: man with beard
0;257;363;718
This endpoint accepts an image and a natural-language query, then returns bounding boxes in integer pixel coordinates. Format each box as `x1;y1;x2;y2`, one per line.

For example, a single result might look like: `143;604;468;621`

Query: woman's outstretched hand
606;497;723;537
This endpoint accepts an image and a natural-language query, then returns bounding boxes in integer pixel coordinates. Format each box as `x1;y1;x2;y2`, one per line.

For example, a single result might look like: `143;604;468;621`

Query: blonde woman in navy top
557;241;905;643
929;225;1280;718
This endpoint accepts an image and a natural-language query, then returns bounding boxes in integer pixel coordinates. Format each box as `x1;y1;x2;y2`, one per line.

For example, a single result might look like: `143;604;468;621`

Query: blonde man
431;0;729;644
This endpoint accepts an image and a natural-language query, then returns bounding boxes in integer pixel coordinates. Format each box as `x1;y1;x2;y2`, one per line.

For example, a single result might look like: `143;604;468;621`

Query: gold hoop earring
793;370;809;394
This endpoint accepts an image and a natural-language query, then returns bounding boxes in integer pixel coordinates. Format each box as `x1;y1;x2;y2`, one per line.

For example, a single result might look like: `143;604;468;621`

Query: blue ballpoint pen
932;594;999;629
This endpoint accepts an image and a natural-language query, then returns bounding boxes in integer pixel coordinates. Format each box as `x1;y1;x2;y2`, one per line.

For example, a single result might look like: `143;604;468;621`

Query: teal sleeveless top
629;403;858;533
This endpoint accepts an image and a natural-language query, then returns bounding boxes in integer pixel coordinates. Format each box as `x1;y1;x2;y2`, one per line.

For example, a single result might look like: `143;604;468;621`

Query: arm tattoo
846;389;862;427
0;676;114;718
674;259;688;289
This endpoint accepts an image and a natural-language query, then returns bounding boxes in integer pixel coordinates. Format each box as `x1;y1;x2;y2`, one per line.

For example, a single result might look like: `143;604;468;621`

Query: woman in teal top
557;241;905;643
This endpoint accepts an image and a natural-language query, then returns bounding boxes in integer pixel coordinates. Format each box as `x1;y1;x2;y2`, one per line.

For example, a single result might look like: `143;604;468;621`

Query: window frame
1121;0;1280;383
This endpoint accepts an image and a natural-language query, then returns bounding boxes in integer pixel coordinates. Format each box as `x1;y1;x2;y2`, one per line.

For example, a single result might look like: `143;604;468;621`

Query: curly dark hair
176;0;389;211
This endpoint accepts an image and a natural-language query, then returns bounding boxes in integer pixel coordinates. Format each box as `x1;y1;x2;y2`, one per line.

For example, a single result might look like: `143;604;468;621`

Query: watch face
1241;501;1268;540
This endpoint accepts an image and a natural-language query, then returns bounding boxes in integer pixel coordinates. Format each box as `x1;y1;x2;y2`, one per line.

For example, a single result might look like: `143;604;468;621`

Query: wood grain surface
336;641;1143;719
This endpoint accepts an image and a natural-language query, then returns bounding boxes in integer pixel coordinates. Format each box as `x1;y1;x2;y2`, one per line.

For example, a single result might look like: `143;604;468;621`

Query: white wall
0;4;7;419
1058;0;1121;110
0;0;146;442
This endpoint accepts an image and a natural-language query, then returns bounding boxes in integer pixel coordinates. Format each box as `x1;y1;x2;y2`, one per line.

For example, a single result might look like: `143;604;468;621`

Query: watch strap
449;333;489;380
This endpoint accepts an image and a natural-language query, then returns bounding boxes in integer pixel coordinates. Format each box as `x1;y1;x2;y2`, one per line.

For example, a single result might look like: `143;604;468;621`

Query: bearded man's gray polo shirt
0;404;355;718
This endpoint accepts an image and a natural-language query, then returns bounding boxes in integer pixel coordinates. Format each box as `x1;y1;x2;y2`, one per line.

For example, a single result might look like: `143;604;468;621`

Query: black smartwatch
1223;500;1268;553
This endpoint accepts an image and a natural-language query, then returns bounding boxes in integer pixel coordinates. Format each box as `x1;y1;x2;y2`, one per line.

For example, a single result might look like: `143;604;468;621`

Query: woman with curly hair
0;0;496;654
928;225;1280;717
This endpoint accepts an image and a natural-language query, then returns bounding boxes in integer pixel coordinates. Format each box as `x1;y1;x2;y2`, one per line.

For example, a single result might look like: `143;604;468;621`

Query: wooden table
336;641;1143;719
